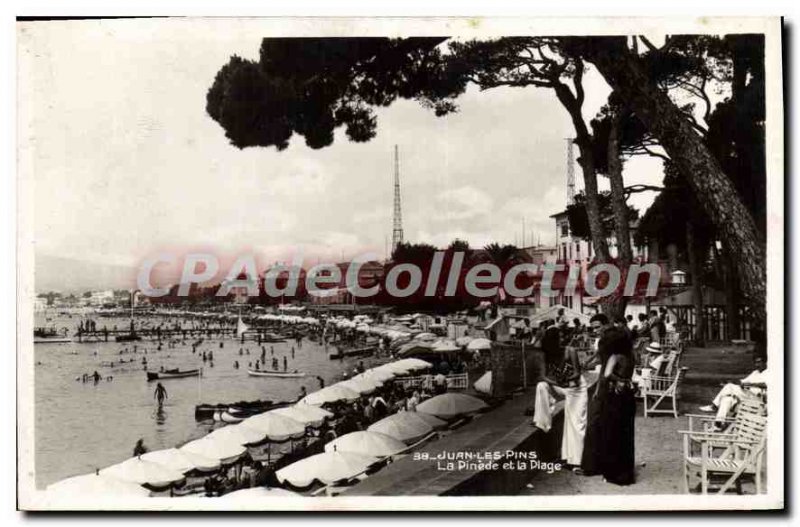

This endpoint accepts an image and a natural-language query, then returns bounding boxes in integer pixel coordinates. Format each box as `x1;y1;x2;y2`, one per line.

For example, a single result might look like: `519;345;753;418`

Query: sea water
32;313;371;488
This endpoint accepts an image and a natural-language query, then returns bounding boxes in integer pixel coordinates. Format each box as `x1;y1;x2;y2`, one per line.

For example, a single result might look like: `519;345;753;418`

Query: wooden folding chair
679;403;767;494
641;366;688;418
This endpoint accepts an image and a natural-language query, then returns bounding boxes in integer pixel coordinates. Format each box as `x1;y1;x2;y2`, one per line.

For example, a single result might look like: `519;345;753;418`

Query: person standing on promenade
580;314;636;485
532;342;588;469
579;314;613;476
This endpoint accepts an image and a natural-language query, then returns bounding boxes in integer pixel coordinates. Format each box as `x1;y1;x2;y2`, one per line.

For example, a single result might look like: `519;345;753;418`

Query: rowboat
247;369;306;378
328;346;376;360
195;400;274;421
33;327;71;344
146;369;201;381
34;336;72;344
215;410;245;423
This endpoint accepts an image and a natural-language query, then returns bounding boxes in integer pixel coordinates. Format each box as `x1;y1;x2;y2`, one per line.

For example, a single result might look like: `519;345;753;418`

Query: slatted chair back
643;366;688;418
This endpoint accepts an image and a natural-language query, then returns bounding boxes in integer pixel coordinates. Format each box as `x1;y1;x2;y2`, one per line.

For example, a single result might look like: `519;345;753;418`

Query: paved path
521;414;690;495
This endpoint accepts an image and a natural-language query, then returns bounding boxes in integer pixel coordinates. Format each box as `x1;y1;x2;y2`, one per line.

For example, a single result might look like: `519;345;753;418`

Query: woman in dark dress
579;315;613;476
580;317;636;485
598;329;636;485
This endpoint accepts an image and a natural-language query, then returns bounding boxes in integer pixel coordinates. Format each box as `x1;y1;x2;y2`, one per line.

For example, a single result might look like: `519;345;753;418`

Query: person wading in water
154;382;168;407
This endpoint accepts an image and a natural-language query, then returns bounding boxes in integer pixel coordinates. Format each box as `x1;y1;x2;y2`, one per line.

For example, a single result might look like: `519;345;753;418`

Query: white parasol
180;437;247;465
367;411;443;444
467;338;492;351
270;404;332;428
140;448;219;474
100;457;186;490
416;393;488;420
46;472;150;498
276;450;378;488
240;412;307;442
324;431;407;457
473;371;492;395
221;486;300;499
300;384;361;406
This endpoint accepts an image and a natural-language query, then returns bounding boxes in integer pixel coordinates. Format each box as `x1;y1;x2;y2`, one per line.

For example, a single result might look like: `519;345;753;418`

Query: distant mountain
35;254;139;294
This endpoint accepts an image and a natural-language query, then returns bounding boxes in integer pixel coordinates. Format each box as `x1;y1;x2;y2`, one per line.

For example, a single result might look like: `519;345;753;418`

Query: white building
544;210;649;312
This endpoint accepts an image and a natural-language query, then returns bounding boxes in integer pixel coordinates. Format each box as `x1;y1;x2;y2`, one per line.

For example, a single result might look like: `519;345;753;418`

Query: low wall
490;344;544;399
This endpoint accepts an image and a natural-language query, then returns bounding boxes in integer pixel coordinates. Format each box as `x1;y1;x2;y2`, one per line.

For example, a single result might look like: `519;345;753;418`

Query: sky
19;19;664;289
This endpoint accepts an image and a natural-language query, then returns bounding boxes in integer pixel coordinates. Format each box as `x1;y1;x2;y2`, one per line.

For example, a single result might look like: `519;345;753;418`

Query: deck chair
641;366;688;418
679;402;767;494
686;394;765;435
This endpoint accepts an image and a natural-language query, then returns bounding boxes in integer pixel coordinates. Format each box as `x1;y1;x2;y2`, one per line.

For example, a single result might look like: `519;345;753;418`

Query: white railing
393;373;469;391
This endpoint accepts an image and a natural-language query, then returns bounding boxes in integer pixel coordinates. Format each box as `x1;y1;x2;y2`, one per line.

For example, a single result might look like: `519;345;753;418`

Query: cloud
432;186;493;221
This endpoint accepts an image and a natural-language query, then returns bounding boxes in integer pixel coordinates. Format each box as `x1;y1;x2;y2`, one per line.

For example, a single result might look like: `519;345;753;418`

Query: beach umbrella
367;412;440;444
396;358;433;371
221;487;300;499
466;338;492;351
455;336;474;346
46;473;150;498
206;423;268;447
351;372;385;387
100;457;186;490
431;339;460;352
338;377;379;395
360;368;395;383
416;393;488;420
140;448;219;474
270;404;332;428
473;371;492;395
373;361;415;376
300;384;360;406
412;411;449;430
180;437;246;465
324;431;406;457
397;342;434;357
276;450;378;488
241;412;306;442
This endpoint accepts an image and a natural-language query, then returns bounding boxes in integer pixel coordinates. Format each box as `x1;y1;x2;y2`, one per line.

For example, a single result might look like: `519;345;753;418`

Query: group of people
319;381;437;439
532;313;638;486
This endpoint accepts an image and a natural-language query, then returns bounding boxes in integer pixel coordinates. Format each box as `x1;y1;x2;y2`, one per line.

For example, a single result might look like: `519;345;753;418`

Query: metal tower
566;138;576;204
391;145;404;254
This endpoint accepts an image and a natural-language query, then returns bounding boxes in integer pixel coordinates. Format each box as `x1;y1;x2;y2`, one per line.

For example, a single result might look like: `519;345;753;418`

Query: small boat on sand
146;368;200;381
247;369;306;378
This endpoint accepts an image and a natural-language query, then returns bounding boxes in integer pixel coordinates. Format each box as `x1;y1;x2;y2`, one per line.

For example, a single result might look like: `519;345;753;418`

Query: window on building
575;242;580;260
560;222;569;237
562;243;567;261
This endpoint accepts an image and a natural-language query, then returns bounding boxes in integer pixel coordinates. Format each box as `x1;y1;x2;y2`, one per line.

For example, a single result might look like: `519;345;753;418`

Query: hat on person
646;342;662;354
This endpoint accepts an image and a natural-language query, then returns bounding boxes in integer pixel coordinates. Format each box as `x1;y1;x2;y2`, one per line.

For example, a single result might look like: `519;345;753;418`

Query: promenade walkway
344;342;758;497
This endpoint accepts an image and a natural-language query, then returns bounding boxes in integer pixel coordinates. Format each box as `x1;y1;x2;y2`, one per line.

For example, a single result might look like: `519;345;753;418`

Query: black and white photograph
15;16;784;511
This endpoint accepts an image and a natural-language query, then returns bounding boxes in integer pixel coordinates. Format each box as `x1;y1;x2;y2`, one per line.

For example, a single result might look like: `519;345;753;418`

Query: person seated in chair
698;352;767;425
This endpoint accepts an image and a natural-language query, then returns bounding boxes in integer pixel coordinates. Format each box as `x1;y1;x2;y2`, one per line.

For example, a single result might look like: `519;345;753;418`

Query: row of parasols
45;357;489;500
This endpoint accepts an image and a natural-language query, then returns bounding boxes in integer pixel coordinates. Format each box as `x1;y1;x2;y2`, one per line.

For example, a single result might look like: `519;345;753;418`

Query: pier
74;326;304;344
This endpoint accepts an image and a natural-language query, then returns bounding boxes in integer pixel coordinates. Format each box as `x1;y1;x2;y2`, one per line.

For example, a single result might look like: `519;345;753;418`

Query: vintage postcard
16;16;784;511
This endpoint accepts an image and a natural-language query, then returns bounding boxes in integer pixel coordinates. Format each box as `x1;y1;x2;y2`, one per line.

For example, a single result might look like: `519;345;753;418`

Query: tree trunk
599;110;631;322
723;242;741;340
571;38;767;324
607;109;633;266
552;82;611;264
686;220;705;346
